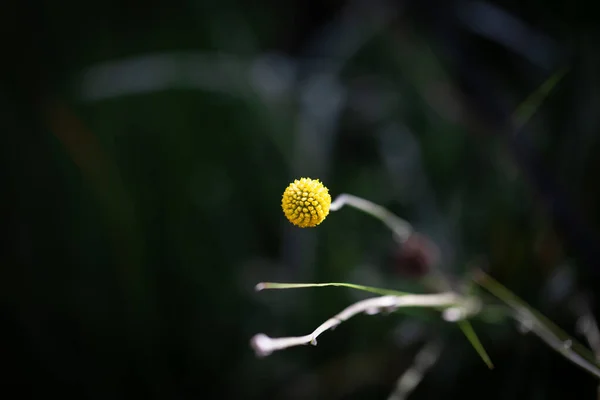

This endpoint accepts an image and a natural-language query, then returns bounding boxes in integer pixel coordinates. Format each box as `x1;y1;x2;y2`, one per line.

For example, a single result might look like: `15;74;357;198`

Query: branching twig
250;291;473;357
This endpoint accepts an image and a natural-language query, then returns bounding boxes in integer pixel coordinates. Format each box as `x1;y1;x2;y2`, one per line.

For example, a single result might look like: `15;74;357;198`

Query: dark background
3;0;600;398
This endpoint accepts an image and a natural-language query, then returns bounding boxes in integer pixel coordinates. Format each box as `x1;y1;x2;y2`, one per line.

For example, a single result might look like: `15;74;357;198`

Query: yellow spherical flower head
281;177;331;228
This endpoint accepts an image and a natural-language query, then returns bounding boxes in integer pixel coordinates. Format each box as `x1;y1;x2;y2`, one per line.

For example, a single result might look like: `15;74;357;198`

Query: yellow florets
281;177;331;228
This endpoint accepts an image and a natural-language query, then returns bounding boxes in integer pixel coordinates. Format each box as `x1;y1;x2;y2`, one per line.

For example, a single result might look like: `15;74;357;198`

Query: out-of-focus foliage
3;0;600;399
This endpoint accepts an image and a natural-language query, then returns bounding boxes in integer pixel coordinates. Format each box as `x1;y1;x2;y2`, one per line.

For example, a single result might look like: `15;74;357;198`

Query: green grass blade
255;282;408;296
512;67;568;129
458;320;494;369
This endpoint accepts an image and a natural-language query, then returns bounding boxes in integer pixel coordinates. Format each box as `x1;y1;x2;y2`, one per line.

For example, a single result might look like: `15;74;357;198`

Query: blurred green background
3;0;600;398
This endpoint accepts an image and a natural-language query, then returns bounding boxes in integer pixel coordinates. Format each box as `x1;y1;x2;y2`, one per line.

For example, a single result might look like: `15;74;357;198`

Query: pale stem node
442;299;482;322
250;292;468;357
330;193;413;242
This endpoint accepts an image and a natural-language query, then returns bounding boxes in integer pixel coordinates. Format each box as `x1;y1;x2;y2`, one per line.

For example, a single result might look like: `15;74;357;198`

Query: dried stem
330;193;413;242
388;339;443;400
250;292;474;357
573;296;600;360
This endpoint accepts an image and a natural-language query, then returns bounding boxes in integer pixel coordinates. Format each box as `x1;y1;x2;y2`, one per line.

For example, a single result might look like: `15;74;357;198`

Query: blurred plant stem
475;270;600;379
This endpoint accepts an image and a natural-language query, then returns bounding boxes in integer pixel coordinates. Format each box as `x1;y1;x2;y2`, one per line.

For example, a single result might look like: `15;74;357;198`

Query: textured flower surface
281;178;331;228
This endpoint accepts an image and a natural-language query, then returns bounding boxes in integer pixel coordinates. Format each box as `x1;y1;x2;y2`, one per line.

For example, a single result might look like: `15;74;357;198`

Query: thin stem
388;339;443;400
516;309;600;379
330;193;413;242
250;292;464;357
476;270;600;379
255;281;408;297
573;296;600;360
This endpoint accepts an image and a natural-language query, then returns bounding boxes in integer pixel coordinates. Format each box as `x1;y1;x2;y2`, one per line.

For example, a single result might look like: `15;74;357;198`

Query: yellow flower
281;177;331;228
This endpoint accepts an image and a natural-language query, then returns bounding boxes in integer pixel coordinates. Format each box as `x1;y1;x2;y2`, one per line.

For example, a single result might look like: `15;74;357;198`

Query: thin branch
251;292;466;357
571;295;600;398
388;339;443;400
573;296;600;360
579;313;600;359
330;193;413;242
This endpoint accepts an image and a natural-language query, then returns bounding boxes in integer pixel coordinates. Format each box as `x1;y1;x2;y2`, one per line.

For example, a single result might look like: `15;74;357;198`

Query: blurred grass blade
512;67;568;129
256;282;408;296
458;320;494;369
475;271;600;379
